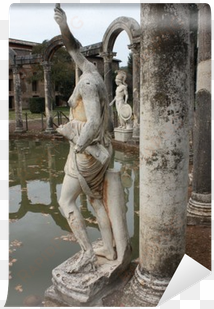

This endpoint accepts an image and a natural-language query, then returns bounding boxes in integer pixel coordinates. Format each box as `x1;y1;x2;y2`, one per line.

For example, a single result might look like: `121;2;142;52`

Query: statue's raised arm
54;6;92;72
52;5;131;278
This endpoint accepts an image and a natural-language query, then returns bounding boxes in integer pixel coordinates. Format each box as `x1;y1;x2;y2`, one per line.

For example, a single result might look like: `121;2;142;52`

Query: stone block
114;128;133;142
44;240;132;306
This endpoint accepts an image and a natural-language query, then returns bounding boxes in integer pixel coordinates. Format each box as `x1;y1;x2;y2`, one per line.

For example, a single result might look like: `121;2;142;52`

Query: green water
7;139;139;307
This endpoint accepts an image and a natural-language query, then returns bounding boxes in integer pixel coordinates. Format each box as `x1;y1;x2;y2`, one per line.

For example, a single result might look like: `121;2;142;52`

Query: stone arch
102;17;141;140
43;35;82;62
102;16;141;53
43;35;64;62
42;35;66;133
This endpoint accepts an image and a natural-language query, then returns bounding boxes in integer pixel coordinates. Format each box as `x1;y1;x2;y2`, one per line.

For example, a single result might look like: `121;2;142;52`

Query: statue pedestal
44;240;131;307
114;127;133;142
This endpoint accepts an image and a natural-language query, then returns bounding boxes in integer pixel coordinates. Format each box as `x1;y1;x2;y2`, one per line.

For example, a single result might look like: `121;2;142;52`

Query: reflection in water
8;139;139;307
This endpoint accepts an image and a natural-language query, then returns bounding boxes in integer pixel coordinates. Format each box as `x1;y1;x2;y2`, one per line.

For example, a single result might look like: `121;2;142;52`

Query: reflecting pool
7;139;139;307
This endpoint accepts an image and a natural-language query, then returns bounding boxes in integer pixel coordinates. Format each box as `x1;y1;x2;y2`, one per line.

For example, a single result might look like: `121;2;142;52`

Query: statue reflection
9;141;139;243
114;149;139;259
9;140;96;232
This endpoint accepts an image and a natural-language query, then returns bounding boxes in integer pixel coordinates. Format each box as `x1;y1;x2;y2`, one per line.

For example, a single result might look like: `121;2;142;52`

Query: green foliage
29;97;45;113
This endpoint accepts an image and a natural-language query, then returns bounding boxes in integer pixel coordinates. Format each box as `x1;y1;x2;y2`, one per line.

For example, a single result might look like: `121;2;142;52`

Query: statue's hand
54;6;67;27
74;144;81;153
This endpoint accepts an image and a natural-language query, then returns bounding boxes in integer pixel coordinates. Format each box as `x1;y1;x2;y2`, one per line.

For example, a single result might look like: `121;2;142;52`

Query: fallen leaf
15;285;23;292
10;240;23;248
42;213;49;217
9;219;18;223
54;233;77;242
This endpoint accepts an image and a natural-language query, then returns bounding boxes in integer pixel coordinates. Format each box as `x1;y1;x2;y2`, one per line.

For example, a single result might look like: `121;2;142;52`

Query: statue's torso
68;71;107;123
116;85;126;101
72;98;87;122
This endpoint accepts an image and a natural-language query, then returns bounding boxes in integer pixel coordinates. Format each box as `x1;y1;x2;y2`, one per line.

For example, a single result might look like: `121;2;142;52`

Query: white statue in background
110;70;132;129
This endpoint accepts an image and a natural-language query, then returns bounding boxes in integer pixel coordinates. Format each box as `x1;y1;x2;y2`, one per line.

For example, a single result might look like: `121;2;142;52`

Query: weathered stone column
188;5;198;161
42;61;55;133
12;66;25;133
129;4;190;306
100;51;116;102
128;42;140;141
187;4;211;225
189;5;198;129
100;51;116;132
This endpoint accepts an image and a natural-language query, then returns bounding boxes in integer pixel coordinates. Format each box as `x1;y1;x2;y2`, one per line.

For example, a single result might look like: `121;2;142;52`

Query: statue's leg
89;197;116;261
59;175;96;272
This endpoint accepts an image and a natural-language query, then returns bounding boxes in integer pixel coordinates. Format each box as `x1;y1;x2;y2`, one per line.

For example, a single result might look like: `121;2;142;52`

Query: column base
14;127;26;133
45;128;56;134
120;265;170;307
187;192;211;226
132;125;140;141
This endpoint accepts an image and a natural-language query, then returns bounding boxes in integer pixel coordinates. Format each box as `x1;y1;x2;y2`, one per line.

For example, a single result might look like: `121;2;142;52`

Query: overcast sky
9;3;140;66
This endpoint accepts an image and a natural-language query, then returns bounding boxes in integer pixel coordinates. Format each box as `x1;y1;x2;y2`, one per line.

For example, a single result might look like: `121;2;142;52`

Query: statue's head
115;70;127;85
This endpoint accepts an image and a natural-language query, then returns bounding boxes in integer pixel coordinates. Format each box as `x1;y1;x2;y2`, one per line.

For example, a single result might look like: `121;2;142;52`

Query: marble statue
110;70;132;129
54;5;130;274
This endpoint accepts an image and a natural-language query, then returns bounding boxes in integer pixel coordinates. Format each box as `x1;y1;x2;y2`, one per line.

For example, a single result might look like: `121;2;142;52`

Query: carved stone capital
99;51;117;62
128;42;140;55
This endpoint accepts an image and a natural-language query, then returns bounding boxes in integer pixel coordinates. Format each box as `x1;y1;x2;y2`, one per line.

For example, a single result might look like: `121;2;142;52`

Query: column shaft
101;52;116;103
43;62;55;133
129;43;140;141
13;66;25;133
132;4;190;306
100;52;116;132
188;4;211;225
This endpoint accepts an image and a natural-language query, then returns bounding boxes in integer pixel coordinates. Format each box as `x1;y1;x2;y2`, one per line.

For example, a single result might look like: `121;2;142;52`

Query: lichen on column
126;4;191;306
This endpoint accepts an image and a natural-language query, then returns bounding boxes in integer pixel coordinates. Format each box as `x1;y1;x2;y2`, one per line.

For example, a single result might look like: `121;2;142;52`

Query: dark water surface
7;139;139;306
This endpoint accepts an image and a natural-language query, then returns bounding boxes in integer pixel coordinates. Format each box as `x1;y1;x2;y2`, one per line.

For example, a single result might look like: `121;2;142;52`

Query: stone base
120;265;170;307
44;240;132;306
187;192;211;226
45;128;56;134
114;128;133;142
14;128;26;133
132;125;140;141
